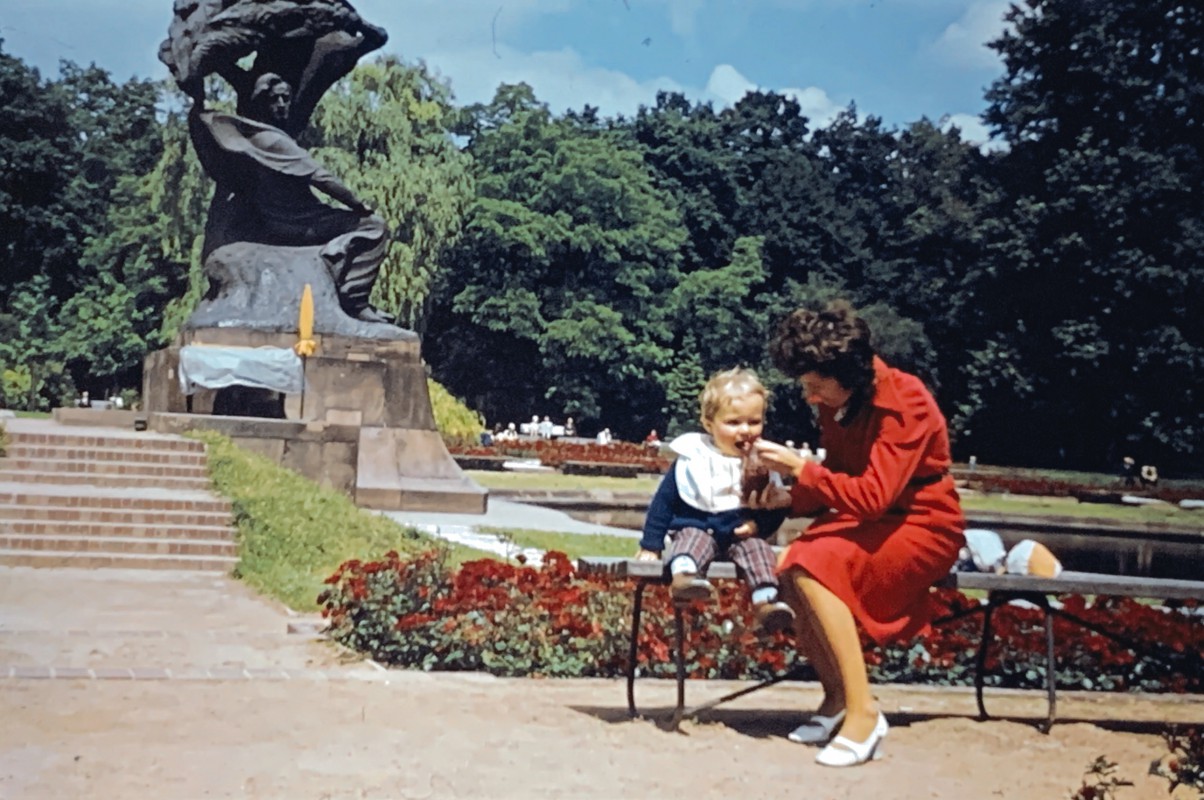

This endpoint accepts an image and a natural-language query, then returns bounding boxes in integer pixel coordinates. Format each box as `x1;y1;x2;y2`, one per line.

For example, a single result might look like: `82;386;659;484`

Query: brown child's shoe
670;572;716;603
754;601;796;634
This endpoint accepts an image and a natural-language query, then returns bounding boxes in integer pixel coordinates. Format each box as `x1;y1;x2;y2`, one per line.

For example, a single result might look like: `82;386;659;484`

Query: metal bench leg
671;605;686;730
1039;600;1057;734
626;581;649;718
975;599;999;720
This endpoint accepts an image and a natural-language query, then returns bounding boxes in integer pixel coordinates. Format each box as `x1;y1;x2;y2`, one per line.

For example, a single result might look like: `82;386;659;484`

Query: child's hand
635;548;662;561
744;484;793;510
733;521;759;539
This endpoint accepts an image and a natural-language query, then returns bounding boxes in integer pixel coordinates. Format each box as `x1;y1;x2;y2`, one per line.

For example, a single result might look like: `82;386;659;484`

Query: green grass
960;493;1201;526
192;430;485;611
481;527;639;561
471;469;1201;528
466;470;662;493
13;410;52;418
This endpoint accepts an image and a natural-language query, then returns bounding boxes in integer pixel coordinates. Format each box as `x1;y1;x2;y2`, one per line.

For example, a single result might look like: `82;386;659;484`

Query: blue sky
1;0;1012;143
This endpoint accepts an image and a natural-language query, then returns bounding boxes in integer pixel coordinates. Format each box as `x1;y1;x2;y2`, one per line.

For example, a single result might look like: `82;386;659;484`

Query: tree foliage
4;5;1203;472
308;56;473;333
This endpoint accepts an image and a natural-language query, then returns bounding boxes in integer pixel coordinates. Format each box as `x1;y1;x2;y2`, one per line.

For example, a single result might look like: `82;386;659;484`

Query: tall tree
627;92;741;274
0;42;76;297
64;94;210;393
0;44;164;405
980;0;1204;467
308;56;473;332
426;84;686;436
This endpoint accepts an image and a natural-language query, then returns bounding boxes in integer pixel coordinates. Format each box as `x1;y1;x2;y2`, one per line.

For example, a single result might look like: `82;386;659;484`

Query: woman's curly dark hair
768;300;876;398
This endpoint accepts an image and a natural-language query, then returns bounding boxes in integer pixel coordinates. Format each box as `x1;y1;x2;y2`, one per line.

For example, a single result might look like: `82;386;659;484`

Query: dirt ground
2;567;1202;800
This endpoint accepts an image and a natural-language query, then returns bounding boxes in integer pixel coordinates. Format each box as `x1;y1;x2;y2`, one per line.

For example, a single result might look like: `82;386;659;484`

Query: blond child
636;367;794;634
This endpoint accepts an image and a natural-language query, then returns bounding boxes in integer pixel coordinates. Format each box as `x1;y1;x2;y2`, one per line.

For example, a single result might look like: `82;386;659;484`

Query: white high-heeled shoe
815;712;888;767
787;709;846;745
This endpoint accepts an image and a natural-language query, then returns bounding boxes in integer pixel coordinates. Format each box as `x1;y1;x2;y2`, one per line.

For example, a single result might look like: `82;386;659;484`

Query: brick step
0;533;237;558
4;444;208;466
6;431;204;453
2;519;235;541
0;470;213;491
0;489;231;514
1;457;209;479
0;503;232;527
0;548;237;572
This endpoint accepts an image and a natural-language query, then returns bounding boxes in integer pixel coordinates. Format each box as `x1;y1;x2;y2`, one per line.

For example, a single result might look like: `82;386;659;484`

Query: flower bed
320;549;1203;693
449;439;671;474
953;467;1204;504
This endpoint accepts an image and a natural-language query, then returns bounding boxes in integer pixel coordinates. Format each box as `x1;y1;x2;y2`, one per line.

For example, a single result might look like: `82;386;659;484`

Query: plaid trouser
668;526;779;590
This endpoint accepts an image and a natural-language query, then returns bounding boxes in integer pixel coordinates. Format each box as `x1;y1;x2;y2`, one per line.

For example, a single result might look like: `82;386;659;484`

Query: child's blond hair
699;367;769;423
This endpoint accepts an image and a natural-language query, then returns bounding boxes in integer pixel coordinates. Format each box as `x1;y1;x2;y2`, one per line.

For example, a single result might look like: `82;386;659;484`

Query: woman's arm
796;406;934;520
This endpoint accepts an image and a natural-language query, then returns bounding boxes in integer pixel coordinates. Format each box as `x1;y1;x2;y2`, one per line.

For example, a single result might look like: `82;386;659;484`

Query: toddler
636;367;795;634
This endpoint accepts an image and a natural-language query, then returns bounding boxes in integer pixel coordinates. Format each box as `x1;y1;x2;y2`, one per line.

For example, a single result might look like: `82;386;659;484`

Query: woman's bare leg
795;574;879;742
780;568;843;714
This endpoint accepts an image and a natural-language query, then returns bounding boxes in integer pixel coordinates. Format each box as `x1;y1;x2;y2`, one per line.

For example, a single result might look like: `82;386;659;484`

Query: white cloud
941;112;1007;152
706;64;843;128
704;64;757;105
432;44;686;117
929;0;1011;70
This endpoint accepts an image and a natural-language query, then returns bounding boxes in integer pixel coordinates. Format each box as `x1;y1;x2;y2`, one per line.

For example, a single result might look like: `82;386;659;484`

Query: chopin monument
142;0;486;513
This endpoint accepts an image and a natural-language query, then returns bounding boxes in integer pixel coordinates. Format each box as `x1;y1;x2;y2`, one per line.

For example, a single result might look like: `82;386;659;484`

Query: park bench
576;556;1204;732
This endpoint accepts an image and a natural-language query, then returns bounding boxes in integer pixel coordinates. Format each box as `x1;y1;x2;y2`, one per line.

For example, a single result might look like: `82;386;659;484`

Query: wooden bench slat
951;570;1204;600
577;556;739;580
577;557;1204;600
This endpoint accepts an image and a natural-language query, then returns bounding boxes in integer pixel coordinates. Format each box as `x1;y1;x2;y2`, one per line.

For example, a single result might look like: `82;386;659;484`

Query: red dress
778;357;965;644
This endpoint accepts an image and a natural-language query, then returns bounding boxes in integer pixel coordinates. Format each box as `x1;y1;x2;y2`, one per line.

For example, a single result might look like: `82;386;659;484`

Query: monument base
143;327;486;514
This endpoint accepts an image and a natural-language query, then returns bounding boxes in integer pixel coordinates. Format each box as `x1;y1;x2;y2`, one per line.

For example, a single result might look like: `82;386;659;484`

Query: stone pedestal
143;327;487;513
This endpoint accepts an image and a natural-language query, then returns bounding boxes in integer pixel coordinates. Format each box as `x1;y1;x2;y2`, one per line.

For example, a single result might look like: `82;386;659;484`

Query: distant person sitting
644;429;661;449
564;417;576;437
76;391;91;408
1120;456;1138;487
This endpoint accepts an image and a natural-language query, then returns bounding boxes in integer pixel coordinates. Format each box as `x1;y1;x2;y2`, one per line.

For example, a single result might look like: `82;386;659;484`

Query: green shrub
1150;727;1204;794
191;430;436;611
428;378;485;447
0;361;75;412
0;420;8;457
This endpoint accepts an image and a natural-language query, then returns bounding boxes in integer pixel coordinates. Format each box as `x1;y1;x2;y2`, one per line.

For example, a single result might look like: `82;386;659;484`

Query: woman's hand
753;439;807;475
635;548;662;562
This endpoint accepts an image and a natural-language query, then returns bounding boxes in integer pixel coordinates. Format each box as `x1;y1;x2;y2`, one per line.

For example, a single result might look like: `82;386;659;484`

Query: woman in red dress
752;301;965;767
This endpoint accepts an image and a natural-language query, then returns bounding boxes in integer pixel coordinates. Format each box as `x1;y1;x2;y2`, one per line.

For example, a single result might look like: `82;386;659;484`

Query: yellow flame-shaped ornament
294;284;316;357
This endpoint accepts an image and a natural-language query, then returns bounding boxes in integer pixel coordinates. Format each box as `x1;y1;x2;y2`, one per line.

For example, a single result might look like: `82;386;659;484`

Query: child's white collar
669;432;743;513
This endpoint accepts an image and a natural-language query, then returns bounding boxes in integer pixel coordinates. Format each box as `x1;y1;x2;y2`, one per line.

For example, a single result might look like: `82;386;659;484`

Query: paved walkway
383;498;641;564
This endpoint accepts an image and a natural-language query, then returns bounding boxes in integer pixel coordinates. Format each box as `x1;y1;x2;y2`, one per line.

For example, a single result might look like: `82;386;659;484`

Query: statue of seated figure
192;73;391;324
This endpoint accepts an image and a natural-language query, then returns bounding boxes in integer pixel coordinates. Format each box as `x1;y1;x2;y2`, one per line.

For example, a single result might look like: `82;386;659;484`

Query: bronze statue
161;0;400;332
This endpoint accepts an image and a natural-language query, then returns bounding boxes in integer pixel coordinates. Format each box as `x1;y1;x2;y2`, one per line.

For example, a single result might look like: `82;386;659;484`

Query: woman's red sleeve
792;396;935;520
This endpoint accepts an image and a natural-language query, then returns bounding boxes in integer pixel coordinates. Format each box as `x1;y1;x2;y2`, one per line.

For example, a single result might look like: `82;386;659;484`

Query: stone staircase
0;421;238;571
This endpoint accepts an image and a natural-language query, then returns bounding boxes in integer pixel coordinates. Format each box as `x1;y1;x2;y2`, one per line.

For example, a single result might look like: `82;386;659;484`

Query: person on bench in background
636;367;795;635
749;301;966;768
